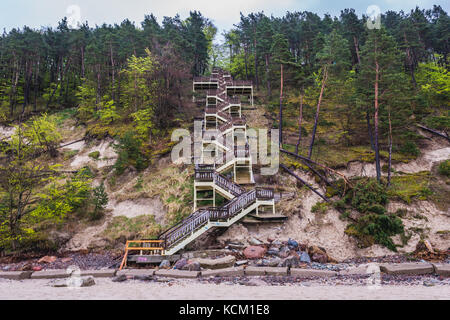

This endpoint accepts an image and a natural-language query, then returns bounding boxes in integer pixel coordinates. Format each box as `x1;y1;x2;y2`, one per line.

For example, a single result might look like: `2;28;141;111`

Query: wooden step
247;213;287;221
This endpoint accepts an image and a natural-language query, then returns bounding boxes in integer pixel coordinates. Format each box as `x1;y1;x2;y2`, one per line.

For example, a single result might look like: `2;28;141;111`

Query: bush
349;178;388;213
90;183;108;220
113;131;149;175
311;201;329;214
345;213;404;251
88;151;100;160
438;160;450;177
368;204;386;215
398;141;420;157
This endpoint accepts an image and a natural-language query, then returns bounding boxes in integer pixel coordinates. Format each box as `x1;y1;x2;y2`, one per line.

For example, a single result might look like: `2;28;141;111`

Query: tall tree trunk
279;64;284;146
96;68;101;111
81;47;85;78
403;33;417;89
253;32;259;90
308;67;328;159
353;36;361;65
110;43;115;102
374;60;381;182
34;58;40;112
10;57;19;117
366;109;375;150
387;108;393;186
265;55;271;97
244;45;249;80
295;87;304;155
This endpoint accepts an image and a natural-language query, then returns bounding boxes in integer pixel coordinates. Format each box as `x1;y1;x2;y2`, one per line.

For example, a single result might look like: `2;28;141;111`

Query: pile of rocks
237;238;338;269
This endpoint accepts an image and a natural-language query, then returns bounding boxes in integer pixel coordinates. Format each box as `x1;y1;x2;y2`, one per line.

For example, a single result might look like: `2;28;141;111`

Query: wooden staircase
121;68;274;267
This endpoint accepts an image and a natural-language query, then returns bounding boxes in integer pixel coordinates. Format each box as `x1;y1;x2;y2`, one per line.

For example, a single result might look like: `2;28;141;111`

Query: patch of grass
63;149;79;160
139;164;194;226
102;215;162;242
134;175;144;191
388;171;432;203
311;202;330;214
88;151;100;160
311;201;330;214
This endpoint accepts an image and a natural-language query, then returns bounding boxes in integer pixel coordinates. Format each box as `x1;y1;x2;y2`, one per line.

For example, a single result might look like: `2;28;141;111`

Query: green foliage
113;131;149;175
425;115;450;131
98;98;120;125
388;171;432;203
91;183;108;220
349;179;388;213
24;114;62;156
438;160;450;177
88;151;100;160
335;178;405;251
32;168;92;223
311;201;330;214
416;60;450;108
76;81;97;122
345;213;404;251
398;141;420;157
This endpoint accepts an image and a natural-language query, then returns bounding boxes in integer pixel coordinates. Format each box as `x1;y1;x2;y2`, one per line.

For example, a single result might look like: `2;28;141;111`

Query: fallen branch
57;138;85;149
280;163;330;202
280;148;353;188
417;124;449;141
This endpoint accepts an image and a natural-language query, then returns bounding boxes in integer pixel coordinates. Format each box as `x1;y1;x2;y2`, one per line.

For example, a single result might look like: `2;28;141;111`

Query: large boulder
181;261;201;271
280;255;301;268
308;246;329;263
249;238;263;246
287;239;299;249
243;246;267;259
193;255;236;270
173;258;188;270
277;246;291;258
300;251;312;264
159;260;171;269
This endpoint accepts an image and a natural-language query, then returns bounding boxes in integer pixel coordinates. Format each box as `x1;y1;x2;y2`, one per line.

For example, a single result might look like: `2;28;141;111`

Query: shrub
368;204;386;215
113;131;149;175
311;201;329;214
90;183;108;220
88;151;100;160
398;141;420;157
345;213;404;251
438;160;450;177
349;178;388;213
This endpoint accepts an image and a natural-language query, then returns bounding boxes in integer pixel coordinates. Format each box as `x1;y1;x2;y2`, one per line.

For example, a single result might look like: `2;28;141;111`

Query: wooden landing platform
242;213;287;224
127;254;181;264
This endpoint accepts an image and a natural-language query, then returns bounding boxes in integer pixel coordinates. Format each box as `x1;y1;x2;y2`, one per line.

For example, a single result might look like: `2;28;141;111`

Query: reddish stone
312;253;328;264
38;256;57;264
32;266;43;271
243;246;267;259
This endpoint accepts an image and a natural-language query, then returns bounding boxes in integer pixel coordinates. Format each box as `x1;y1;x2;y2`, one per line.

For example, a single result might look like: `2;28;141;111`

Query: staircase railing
159;187;273;251
156;68;262;253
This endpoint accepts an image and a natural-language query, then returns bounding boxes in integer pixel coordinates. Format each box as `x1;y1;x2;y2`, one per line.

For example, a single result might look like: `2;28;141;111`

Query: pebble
423;279;440;287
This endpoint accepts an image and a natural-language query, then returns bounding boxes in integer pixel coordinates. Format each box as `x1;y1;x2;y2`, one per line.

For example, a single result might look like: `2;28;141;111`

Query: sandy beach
0;278;448;300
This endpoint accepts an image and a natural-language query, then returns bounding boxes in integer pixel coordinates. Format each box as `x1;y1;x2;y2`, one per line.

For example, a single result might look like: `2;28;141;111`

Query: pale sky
1;0;448;42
